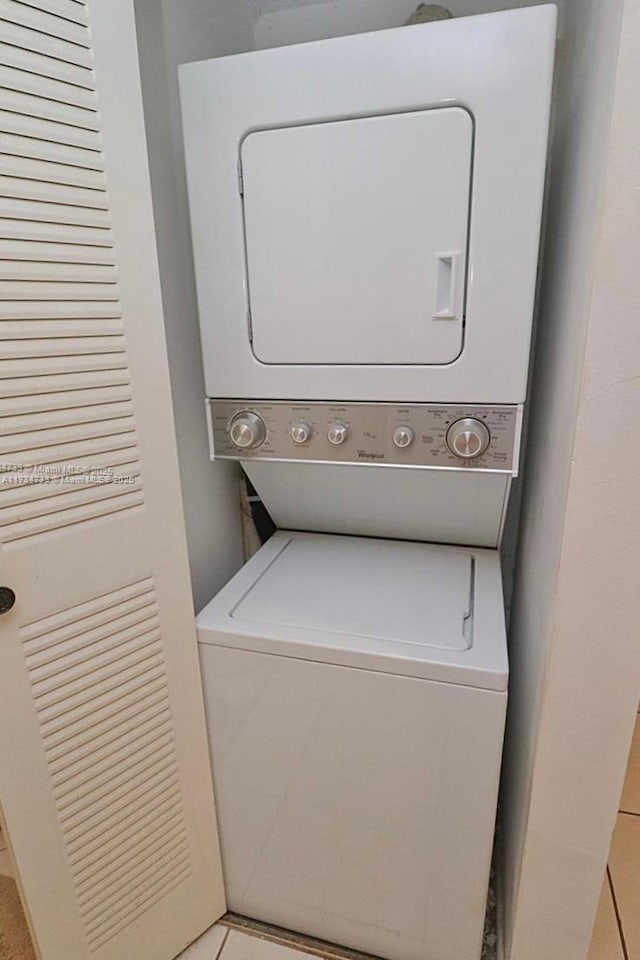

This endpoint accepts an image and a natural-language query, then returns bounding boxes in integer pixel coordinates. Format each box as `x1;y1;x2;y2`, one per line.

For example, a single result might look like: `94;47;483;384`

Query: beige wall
504;1;640;956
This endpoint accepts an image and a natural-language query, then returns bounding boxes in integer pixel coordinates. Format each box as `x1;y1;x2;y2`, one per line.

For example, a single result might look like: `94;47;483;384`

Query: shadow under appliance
180;7;556;960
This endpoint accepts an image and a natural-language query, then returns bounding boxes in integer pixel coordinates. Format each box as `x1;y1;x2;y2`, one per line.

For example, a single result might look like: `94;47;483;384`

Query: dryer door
241;107;472;366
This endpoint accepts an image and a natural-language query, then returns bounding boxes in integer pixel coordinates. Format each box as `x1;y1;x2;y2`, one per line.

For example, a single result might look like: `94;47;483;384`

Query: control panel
209;401;520;473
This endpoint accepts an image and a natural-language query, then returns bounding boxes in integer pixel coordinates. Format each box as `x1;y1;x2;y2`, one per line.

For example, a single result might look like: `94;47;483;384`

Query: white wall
504;1;640;956
253;0;565;48
134;0;245;612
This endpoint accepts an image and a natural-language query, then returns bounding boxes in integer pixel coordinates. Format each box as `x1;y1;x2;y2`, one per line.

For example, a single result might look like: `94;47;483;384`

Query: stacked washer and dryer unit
180;8;556;960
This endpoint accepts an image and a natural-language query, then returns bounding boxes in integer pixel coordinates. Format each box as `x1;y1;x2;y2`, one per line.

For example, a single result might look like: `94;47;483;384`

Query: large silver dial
229;411;266;450
446;417;490;460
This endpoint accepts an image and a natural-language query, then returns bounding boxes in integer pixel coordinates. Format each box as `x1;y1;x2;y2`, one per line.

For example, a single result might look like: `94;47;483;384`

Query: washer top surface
197;531;508;691
233;532;472;650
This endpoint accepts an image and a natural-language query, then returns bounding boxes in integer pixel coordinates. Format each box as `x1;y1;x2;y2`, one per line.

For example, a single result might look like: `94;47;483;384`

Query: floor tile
0;848;13;878
609;812;640;958
178;923;228;960
221;929;318;960
588;874;624;960
620;714;640;814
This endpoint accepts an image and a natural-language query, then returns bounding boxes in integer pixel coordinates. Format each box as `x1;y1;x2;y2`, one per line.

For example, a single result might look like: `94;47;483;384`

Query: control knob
290;421;312;445
228;411;266;450
327;422;349;445
393;426;415;449
445;417;490;460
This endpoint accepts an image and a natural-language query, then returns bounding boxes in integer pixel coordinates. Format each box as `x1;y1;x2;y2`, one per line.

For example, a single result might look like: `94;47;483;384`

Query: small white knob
229;411;266;450
445;417;490;460
290;421;312;445
393;426;415;449
327;422;349;445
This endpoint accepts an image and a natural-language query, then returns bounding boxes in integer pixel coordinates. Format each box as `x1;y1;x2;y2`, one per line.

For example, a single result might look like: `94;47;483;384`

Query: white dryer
180;5;556;545
197;532;507;960
180;5;556;405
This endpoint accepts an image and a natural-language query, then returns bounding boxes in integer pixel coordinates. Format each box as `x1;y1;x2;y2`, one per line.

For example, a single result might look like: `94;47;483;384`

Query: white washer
197;531;507;960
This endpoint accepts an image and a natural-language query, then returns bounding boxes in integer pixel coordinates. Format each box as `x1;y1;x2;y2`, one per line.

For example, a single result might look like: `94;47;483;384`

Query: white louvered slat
0;415;137;455
0;302;120;320
0;156;106;191
49;701;169;793
0;197;110;228
46;687;168;766
1;432;138;469
0;88;99;130
0;20;93;69
50;695;172;778
0;477;144;535
0;354;128;381
0;64;96;108
26;598;158;670
0;369;130;399
0;319;123;338
0;0;90;44
0;261;117;283
0;178;108;210
48;713;170;808
0;40;94;88
70;791;182;867
22;579;155;645
0;222;113;247
32;632;163;708
0;134;104;172
0;111;101;152
56;728;175;821
70;788;180;876
0;398;133;434
0;240;112;264
0;282;119;302
3;488;145;543
11;0;89;25
0;334;125;356
0;383;130;415
67;776;180;852
72;798;183;877
38;660;167;733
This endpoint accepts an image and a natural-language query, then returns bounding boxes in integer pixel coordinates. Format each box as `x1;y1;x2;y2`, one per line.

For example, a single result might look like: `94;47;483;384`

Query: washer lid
232;533;472;651
197;532;508;691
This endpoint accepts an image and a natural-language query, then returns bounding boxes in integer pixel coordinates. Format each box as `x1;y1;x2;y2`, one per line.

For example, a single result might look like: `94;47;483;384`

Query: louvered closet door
0;2;226;957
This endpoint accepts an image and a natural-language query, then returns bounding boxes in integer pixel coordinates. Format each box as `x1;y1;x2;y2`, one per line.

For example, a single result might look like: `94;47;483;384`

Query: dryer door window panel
241;108;473;365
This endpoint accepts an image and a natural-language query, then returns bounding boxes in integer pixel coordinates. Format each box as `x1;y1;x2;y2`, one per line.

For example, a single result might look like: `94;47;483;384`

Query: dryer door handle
432;252;463;321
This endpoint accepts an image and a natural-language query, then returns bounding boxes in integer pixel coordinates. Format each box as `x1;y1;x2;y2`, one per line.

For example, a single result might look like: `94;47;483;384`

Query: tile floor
589;710;640;959
0;825;13;878
178;924;346;960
